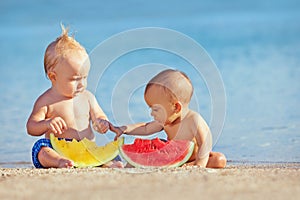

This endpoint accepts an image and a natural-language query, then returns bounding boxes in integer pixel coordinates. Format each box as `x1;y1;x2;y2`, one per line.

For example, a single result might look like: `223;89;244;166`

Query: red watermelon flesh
120;138;194;168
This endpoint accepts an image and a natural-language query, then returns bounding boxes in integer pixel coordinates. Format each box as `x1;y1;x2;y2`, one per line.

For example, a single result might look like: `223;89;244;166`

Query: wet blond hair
44;24;87;75
145;69;194;105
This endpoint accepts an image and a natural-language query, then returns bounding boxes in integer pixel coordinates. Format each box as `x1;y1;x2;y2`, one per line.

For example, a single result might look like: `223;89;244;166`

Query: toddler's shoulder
185;110;208;127
186;110;203;120
34;89;52;105
82;90;98;103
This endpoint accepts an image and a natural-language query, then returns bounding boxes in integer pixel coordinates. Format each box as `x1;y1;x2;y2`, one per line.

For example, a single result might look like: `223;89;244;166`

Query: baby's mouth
76;89;84;93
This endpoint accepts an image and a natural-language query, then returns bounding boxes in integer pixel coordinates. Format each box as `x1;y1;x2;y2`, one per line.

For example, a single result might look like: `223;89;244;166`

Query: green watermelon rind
119;140;195;168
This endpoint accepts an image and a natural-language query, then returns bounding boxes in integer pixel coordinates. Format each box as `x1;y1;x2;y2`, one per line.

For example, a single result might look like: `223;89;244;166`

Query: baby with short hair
111;69;226;168
27;25;122;168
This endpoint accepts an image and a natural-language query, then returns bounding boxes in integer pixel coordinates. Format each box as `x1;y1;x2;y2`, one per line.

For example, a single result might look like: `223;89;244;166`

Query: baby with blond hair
111;69;226;168
27;25;122;168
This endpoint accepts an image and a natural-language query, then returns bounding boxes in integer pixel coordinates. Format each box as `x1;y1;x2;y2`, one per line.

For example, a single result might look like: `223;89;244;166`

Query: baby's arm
110;121;164;140
87;91;109;133
192;114;212;167
26;97;67;136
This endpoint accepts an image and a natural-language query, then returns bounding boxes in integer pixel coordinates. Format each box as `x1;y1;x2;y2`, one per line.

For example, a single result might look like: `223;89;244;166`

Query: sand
1;163;300;200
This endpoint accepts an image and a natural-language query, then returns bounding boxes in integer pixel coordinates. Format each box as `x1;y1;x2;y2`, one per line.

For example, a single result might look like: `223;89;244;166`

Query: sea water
0;0;299;167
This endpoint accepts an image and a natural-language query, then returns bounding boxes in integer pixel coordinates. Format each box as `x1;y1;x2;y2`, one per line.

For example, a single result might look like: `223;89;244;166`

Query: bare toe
58;158;74;168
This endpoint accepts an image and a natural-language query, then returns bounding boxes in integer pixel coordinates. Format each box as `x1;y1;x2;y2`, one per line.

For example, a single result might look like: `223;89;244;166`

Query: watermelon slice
50;133;124;168
119;138;194;168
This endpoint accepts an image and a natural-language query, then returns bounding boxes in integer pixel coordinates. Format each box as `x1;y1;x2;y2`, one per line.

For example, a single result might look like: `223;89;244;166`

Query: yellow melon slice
50;133;124;168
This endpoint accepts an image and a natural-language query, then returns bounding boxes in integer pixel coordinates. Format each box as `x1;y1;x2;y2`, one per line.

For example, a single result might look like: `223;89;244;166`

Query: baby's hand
47;117;67;135
93;119;110;133
109;123;124;141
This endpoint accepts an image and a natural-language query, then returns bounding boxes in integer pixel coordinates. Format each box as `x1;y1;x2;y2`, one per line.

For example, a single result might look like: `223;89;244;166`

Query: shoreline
1;163;300;200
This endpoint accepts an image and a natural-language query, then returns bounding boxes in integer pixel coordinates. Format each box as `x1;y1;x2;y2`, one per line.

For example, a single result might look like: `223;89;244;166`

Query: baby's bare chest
47;99;90;122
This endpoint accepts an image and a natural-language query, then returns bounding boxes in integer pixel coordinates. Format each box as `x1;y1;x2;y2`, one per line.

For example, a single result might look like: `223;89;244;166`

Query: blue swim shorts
31;138;122;168
31;138;52;168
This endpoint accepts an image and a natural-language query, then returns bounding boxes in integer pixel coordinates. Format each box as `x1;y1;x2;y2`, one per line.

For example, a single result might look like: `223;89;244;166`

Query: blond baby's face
50;52;90;98
144;85;179;126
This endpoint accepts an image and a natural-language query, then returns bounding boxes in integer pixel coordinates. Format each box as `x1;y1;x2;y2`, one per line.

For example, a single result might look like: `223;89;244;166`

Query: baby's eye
70;77;83;81
151;107;159;112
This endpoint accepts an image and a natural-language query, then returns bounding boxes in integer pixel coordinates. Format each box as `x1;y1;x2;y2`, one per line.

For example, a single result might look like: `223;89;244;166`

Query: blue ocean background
0;0;299;167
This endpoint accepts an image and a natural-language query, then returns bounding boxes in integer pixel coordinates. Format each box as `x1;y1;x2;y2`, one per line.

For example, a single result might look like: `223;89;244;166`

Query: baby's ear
47;71;56;82
174;102;182;113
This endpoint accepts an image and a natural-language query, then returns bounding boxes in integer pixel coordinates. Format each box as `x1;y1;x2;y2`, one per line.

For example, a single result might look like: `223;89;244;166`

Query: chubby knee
208;152;227;168
38;146;51;157
216;152;227;168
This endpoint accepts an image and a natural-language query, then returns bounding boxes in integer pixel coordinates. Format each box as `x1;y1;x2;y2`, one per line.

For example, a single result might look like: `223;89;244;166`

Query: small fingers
48;117;67;134
94;119;110;133
60;119;68;131
100;125;109;133
48;123;58;134
109;124;118;133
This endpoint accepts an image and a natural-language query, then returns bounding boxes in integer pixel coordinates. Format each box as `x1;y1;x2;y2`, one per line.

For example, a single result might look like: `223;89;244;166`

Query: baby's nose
78;79;86;87
150;111;155;117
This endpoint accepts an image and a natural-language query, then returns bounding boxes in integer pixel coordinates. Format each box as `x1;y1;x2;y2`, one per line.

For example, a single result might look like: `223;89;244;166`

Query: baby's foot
57;158;74;168
125;163;134;168
110;161;124;168
103;161;124;168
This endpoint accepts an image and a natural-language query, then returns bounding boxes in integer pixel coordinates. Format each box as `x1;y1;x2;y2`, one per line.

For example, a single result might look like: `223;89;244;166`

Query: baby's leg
38;147;73;168
206;152;227;168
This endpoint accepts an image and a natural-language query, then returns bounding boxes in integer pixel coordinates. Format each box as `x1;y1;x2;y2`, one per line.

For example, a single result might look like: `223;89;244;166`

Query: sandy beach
1;163;299;200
